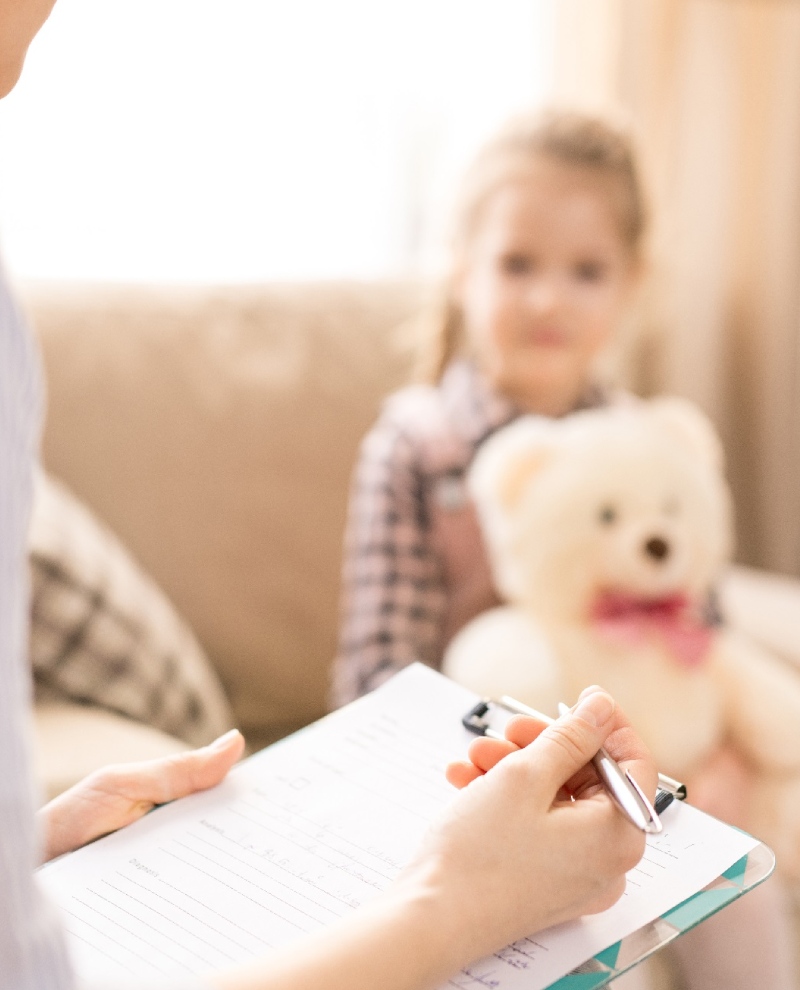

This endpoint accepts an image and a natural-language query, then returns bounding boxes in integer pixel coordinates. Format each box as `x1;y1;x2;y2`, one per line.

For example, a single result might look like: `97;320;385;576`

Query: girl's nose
526;275;562;314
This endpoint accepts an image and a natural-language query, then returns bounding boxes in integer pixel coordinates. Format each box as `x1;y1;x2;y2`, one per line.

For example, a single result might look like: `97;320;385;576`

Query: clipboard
548;842;775;988
460;695;776;989
38;664;775;990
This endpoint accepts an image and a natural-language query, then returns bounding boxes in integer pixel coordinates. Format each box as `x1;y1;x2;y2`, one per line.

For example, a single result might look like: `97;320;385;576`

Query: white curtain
554;0;800;575
0;0;556;283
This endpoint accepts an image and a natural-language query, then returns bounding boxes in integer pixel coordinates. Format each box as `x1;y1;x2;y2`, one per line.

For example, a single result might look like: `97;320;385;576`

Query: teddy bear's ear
648;397;724;470
469;417;559;513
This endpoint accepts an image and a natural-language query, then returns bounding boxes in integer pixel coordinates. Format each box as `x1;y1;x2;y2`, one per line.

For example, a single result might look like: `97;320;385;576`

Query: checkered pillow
29;472;234;747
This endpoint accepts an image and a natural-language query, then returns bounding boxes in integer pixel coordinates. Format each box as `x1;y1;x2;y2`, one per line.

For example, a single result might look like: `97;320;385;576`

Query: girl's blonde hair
416;109;647;383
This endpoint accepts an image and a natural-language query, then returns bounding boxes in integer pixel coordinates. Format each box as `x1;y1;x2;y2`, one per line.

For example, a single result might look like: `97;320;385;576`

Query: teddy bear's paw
718;630;800;774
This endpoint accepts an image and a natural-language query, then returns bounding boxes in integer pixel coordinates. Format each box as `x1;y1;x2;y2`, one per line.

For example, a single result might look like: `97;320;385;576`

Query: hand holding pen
449;686;663;833
554;701;664;832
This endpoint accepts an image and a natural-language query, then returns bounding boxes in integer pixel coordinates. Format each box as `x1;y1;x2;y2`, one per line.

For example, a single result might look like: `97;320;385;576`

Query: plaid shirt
331;360;519;707
333;360;612;707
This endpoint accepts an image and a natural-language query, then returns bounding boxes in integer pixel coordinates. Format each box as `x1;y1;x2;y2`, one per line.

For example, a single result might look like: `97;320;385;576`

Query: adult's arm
0;274;75;989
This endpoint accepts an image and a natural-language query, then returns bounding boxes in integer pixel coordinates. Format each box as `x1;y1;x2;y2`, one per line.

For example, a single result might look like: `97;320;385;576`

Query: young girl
333;110;795;990
332;110;643;705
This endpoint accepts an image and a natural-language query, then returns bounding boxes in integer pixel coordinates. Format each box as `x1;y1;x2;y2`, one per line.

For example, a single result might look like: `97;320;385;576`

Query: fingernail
573;691;615;728
209;729;241;750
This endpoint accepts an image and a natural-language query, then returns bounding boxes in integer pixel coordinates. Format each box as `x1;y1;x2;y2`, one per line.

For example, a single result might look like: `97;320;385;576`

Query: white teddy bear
443;398;800;874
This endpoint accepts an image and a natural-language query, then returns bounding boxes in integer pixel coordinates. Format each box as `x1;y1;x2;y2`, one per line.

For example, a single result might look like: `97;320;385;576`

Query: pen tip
624;769;663;834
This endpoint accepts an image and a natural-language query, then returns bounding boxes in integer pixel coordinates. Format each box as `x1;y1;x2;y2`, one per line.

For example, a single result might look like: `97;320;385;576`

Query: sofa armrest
720;565;800;672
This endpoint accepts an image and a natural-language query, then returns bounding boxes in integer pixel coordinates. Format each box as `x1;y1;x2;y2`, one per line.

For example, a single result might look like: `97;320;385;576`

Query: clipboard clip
654;773;687;802
462;698;509;738
461;696;686;831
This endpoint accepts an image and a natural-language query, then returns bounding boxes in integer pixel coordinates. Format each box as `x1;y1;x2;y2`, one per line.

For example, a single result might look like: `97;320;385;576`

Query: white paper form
39;664;758;990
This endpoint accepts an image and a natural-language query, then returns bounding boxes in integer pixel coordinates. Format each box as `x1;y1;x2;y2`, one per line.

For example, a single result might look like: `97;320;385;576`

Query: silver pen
502;697;662;834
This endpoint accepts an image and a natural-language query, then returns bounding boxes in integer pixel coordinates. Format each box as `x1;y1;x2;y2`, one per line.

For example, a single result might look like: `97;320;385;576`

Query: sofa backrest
24;281;425;748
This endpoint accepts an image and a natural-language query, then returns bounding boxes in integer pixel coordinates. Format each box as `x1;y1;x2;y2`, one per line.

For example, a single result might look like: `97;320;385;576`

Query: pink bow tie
590;591;714;668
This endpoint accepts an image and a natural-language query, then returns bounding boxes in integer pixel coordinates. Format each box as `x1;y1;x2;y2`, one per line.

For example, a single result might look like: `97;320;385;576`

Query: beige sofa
20;279;800;989
21;279;800;794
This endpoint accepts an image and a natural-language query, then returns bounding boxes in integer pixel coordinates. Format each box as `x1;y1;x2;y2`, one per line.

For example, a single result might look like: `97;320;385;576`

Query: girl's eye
599;504;617;525
500;253;532;276
574;260;606;282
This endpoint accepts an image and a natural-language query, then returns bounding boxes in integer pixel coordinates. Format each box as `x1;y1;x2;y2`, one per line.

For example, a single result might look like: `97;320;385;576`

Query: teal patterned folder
547;841;775;988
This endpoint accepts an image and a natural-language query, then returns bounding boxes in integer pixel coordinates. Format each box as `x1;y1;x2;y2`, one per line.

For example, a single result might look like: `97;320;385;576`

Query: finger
445;761;484;789
155;729;245;803
582;722;655;799
449;717;555;792
447;734;525;788
118;729;245;805
517;691;620;802
563;693;656;802
467;736;519;773
504;714;550;749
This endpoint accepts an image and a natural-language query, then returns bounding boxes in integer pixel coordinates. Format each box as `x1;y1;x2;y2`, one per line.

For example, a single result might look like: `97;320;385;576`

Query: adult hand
445;686;652;799
38;728;244;862
397;686;657;972
212;692;655;990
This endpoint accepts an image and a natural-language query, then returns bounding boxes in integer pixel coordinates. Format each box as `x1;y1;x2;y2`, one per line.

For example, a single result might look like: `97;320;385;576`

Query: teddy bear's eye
599;505;617;526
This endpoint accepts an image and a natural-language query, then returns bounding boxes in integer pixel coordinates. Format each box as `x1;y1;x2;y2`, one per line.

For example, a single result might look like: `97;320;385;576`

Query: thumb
524;691;616;800
106;728;245;808
147;729;245;804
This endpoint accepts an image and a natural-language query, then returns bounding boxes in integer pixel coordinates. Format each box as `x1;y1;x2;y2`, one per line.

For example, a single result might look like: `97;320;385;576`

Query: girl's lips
522;327;570;347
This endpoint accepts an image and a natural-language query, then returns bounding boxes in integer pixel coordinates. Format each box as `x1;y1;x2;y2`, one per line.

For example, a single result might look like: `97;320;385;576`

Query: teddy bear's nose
644;536;670;562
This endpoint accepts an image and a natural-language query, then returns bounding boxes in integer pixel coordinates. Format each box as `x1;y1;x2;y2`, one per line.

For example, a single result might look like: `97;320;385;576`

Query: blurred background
1;0;799;578
0;0;557;281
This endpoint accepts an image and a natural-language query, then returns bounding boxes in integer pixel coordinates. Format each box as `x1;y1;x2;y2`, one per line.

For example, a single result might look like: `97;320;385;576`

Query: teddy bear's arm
717;629;800;773
442;607;565;718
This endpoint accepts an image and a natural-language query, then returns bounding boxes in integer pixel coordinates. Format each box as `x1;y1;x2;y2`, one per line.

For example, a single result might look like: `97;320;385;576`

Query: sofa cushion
25;281;426;749
30;471;234;747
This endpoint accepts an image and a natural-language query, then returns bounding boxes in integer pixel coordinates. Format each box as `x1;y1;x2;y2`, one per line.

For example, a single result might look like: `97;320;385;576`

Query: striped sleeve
0;273;76;989
1;273;217;990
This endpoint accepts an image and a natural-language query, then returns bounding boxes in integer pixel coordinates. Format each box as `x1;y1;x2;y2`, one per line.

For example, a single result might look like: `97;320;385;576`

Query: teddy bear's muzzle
644;536;670;562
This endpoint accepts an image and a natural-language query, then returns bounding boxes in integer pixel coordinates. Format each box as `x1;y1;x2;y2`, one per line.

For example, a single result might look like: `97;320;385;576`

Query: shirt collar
437;357;609;449
438;359;519;448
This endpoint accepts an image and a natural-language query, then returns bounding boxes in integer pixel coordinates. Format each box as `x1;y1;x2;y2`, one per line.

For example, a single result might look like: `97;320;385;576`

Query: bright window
0;1;556;282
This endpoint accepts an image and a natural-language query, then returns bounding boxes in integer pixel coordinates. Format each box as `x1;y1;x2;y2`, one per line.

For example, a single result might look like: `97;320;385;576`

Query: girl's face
455;157;639;416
